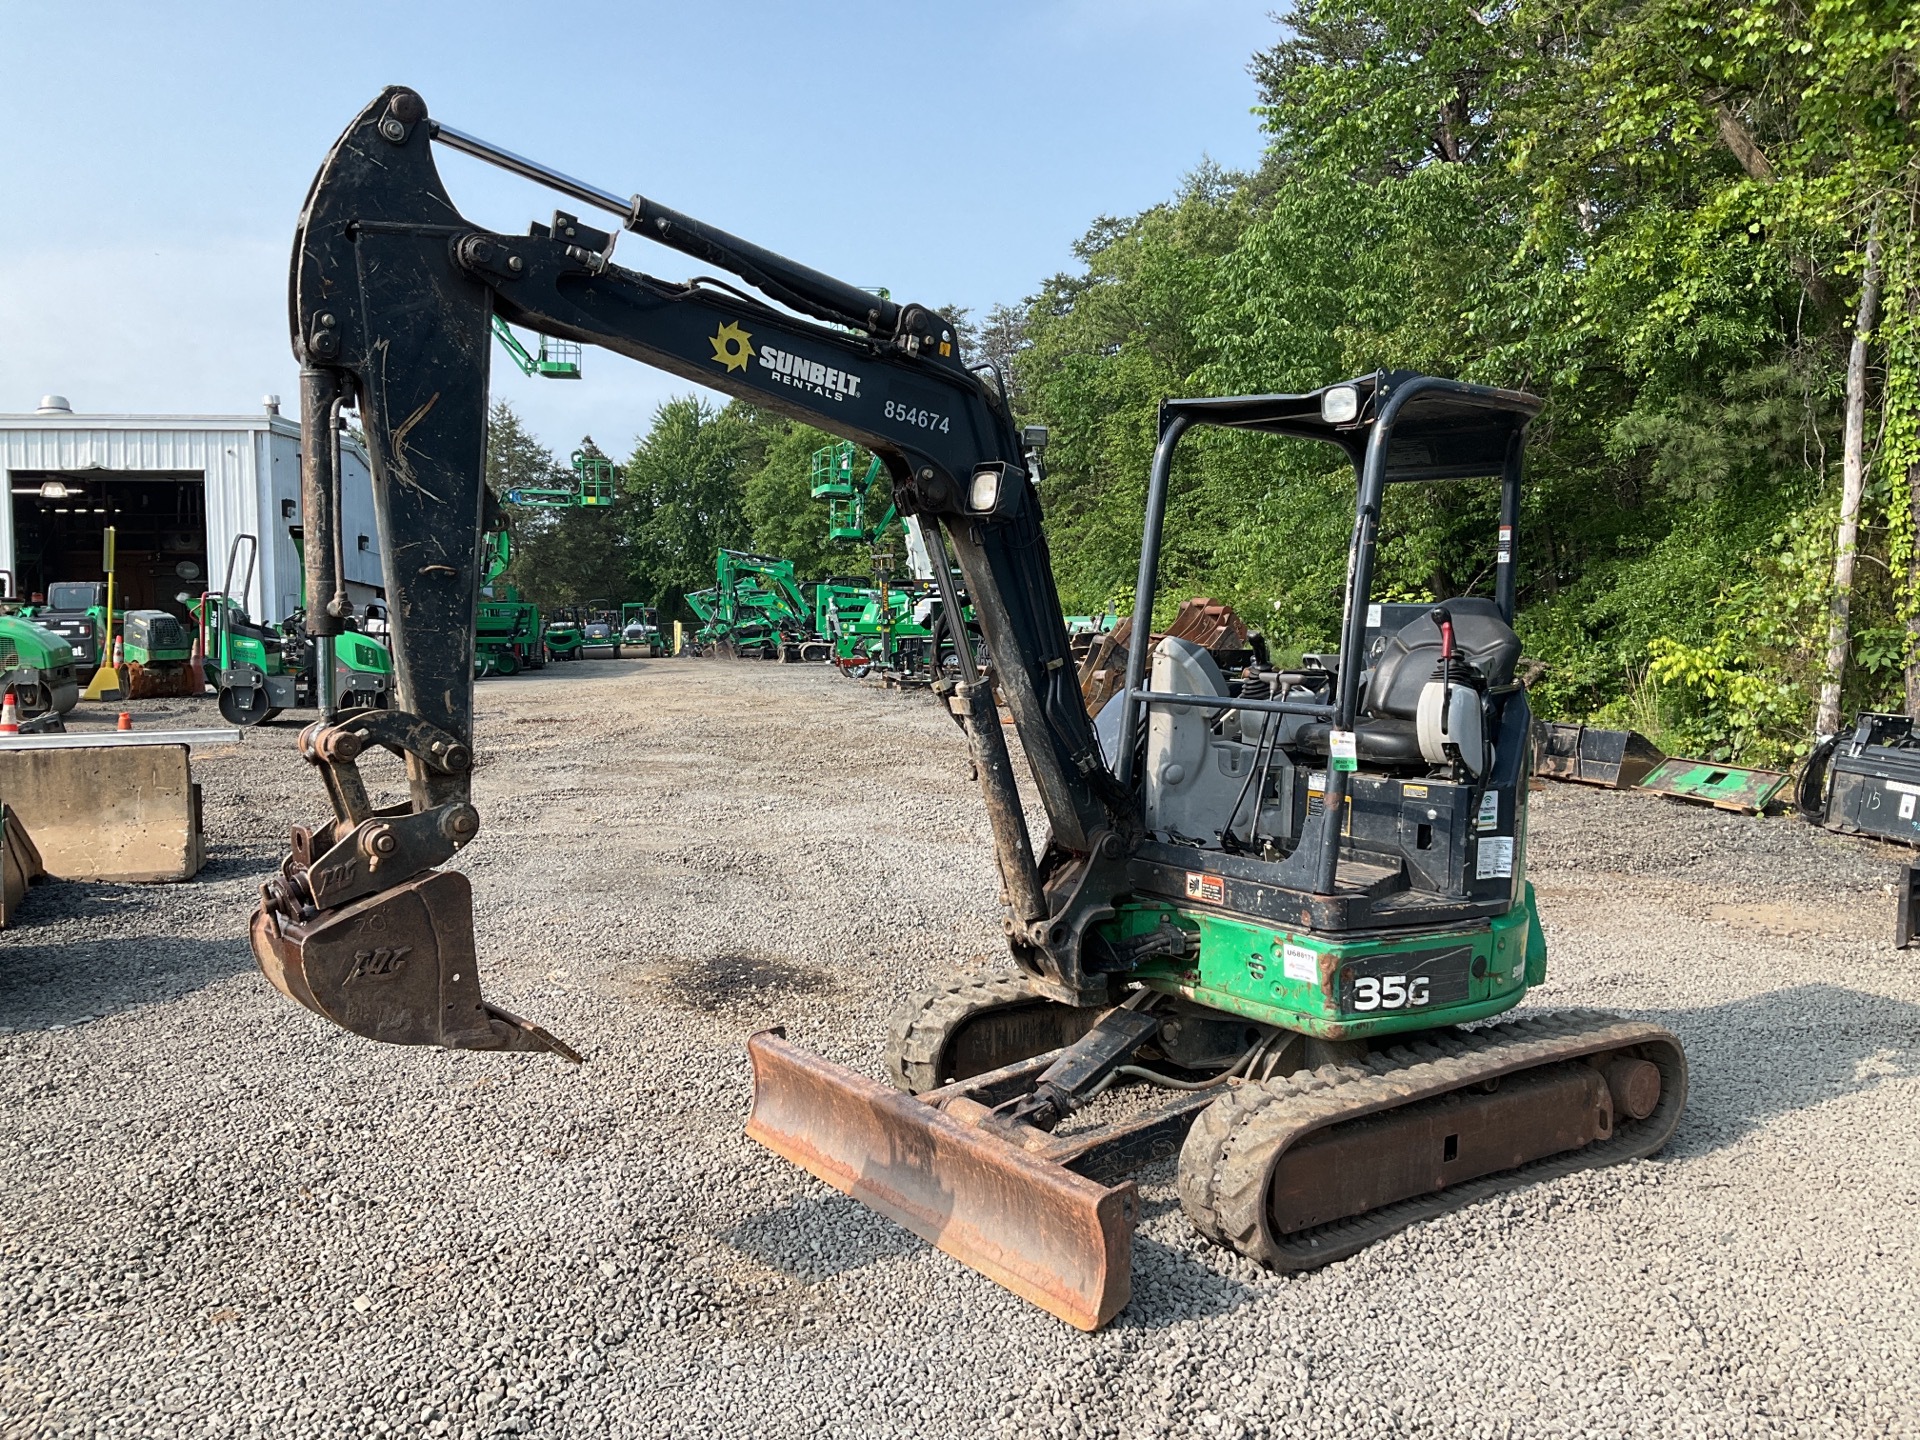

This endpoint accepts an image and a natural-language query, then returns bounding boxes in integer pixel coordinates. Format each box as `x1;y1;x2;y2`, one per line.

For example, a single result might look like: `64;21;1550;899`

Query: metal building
0;396;386;624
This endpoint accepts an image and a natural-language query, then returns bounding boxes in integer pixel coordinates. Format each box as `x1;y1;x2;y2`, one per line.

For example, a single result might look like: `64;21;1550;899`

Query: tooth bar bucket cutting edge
744;1030;1138;1331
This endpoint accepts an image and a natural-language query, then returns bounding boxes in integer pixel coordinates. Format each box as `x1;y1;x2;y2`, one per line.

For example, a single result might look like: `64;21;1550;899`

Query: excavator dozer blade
745;1030;1137;1331
251;868;580;1060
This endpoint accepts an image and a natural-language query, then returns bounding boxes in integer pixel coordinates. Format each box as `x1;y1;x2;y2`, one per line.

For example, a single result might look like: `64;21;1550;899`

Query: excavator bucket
745;1030;1138;1331
251;868;580;1060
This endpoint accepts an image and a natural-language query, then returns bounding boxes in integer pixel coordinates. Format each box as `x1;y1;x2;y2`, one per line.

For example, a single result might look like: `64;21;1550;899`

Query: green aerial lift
809;439;971;680
491;315;582;380
475;530;546;676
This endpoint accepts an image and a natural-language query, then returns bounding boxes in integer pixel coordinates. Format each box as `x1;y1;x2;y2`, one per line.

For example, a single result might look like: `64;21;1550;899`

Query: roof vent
36;395;72;415
264;394;281;415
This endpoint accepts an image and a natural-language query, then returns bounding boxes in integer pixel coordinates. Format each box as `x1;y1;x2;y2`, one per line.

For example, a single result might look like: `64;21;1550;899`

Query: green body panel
331;633;393;677
0;615;77;672
1122;883;1546;1042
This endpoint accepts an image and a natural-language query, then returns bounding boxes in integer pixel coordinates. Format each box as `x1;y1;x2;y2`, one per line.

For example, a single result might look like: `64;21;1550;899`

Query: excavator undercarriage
257;87;1688;1332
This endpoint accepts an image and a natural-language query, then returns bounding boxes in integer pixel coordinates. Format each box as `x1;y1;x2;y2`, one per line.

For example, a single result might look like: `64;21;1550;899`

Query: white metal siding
0;413;386;620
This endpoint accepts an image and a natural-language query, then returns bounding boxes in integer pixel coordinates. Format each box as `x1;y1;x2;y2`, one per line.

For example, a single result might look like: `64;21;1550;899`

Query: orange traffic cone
111;635;124;667
0;693;19;735
117;711;133;731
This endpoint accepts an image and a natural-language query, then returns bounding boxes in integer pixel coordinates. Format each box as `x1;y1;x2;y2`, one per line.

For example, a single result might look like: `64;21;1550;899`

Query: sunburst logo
709;321;754;372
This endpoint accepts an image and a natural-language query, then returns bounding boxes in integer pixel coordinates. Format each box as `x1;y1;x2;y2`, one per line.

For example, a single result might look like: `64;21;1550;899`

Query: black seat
1367;598;1520;718
1294;598;1520;766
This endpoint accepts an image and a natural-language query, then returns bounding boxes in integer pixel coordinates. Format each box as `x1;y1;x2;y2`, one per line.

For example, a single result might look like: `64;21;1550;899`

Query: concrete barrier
0;744;204;882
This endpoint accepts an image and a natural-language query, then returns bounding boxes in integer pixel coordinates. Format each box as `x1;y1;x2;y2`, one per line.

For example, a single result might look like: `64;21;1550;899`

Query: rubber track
884;973;1041;1094
1177;1009;1687;1271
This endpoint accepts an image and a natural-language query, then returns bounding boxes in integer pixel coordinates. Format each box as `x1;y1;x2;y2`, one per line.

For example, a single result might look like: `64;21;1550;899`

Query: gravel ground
2;660;1916;1439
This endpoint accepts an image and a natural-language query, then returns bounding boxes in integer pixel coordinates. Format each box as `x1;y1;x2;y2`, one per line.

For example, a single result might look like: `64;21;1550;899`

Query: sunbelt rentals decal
707;321;864;402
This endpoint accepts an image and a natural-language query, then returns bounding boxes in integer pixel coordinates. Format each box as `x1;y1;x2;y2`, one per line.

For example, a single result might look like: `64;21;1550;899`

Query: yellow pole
81;525;124;702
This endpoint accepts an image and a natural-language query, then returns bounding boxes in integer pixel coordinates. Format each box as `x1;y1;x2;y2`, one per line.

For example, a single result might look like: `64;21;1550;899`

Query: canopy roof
1161;371;1543;482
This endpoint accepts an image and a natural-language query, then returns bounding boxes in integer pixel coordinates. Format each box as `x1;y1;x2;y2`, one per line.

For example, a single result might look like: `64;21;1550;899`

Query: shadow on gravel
721;1192;924;1277
1118;1235;1257;1329
1660;982;1920;1156
0;894;254;1030
645;951;842;1013
724;1182;1260;1326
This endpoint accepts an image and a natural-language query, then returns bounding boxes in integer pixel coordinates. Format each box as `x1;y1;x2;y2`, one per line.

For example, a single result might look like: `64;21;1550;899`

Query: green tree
624;397;772;616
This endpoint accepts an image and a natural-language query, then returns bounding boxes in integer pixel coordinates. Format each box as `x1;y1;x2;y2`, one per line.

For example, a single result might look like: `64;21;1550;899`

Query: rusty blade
251;868;580;1061
745;1030;1137;1331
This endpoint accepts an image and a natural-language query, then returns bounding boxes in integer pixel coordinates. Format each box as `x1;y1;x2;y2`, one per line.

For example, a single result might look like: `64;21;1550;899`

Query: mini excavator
254;89;1687;1331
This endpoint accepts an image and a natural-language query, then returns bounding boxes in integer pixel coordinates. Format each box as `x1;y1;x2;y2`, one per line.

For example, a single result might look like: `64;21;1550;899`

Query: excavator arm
251;87;1135;1057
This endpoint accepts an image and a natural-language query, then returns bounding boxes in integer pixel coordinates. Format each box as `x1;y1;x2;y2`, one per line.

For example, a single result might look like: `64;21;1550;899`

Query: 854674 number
885;400;949;432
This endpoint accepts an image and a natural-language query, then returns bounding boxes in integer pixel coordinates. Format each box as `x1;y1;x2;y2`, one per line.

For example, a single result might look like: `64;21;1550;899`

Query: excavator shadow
0;925;254;1031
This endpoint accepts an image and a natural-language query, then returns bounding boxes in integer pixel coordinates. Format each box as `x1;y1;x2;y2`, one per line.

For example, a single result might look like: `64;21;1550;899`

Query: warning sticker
1281;943;1318;985
1477;790;1500;831
1184;872;1225;904
1475;836;1514;879
1404;783;1429;799
1366;603;1383;629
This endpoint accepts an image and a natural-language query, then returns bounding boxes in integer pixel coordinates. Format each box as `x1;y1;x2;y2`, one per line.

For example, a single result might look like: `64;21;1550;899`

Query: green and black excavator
251;90;1687;1333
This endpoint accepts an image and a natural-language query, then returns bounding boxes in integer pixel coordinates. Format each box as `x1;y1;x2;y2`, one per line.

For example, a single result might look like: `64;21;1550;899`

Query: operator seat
1298;597;1522;765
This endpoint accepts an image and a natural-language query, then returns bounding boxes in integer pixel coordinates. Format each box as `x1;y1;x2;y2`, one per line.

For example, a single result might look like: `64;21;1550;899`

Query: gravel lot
3;660;1916;1439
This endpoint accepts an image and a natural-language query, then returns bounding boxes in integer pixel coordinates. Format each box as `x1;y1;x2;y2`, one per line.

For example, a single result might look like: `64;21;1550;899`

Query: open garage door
9;472;208;618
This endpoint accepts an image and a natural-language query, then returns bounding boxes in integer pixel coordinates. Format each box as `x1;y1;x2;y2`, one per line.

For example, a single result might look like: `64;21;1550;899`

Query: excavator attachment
252;867;580;1059
745;1030;1137;1331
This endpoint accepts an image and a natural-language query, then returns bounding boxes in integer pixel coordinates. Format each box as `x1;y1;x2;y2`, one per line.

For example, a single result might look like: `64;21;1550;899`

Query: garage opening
9;471;209;619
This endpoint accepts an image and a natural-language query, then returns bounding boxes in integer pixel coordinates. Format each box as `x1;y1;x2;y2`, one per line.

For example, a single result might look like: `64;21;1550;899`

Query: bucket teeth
745;1029;1137;1331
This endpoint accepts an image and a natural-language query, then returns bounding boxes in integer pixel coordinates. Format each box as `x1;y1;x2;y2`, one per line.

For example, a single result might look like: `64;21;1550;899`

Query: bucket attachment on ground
0;743;203;881
1;800;45;926
1639;757;1787;814
1535;722;1666;788
745;1030;1138;1331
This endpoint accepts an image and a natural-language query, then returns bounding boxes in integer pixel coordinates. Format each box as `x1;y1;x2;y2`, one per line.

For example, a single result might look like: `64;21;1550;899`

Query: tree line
491;2;1917;767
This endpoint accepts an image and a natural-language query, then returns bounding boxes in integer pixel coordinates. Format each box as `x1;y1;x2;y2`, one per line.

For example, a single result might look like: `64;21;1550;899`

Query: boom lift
254;89;1687;1333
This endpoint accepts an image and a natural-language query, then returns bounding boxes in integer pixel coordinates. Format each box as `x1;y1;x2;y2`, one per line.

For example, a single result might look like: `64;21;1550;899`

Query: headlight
968;468;1001;513
1321;384;1360;424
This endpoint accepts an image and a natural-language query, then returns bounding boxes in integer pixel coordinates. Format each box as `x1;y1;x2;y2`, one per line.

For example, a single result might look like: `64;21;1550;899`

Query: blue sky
0;1;1277;456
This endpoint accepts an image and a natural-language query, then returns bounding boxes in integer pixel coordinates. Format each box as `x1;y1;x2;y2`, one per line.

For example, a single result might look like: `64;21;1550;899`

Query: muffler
745;1030;1137;1330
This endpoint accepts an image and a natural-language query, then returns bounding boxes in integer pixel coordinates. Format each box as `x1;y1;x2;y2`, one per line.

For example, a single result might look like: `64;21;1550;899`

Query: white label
1887;780;1920;797
1329;730;1358;773
1902;793;1916;820
1477;790;1500;831
1366;603;1382;628
1476;836;1514;879
1282;943;1318;985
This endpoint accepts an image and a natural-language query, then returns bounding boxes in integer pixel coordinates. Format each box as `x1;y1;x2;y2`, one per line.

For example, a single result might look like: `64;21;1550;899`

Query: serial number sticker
1341;945;1473;1013
1281;943;1318;985
1476;836;1514;879
1888;780;1920;797
1184;872;1225;904
1477;790;1500;831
